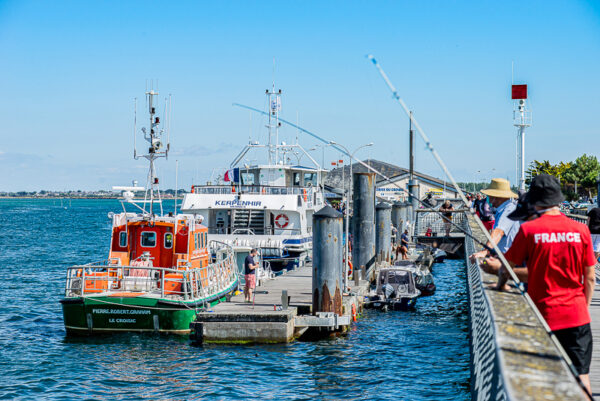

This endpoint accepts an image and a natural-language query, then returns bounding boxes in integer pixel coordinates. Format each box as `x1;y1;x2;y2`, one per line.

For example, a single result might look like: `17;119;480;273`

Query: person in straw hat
469;178;519;261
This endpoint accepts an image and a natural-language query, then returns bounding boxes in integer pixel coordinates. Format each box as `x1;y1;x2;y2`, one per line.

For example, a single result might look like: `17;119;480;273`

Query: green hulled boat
61;89;238;335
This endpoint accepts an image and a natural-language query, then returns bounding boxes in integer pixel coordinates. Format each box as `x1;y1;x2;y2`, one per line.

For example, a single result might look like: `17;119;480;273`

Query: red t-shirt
504;213;597;331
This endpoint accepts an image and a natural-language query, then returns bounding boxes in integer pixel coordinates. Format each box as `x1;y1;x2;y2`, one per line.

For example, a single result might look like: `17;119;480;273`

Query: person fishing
495;175;596;394
469;178;519;262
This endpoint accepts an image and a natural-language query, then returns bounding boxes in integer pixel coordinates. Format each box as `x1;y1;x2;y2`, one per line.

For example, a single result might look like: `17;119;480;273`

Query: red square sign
512;84;527;99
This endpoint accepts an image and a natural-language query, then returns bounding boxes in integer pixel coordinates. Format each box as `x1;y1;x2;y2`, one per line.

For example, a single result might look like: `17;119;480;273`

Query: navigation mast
135;89;170;216
512;84;531;191
266;85;282;164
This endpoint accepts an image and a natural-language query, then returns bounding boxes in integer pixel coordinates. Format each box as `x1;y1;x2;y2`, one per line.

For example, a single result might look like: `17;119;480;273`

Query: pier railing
64;241;238;303
191;185;316;196
414;209;468;236
463;213;587;400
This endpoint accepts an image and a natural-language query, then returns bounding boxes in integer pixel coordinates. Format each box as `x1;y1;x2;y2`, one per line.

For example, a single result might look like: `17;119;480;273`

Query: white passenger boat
181;86;327;274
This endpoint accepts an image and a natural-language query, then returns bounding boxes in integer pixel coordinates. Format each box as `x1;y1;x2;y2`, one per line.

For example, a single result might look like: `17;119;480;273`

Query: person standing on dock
398;229;410;260
587;207;600;261
470;178;518;261
244;249;259;303
440;200;454;236
474;193;495;231
503;175;596;394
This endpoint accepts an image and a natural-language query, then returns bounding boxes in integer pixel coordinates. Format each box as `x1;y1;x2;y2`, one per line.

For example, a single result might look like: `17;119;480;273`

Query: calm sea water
0;199;469;400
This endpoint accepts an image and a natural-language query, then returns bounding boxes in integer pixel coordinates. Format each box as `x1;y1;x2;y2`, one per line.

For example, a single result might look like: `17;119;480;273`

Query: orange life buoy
231;186;236;193
348;260;353;276
178;225;188;236
274;214;289;228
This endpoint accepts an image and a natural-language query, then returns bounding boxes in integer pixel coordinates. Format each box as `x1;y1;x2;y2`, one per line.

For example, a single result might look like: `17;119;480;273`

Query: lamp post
329;141;373;290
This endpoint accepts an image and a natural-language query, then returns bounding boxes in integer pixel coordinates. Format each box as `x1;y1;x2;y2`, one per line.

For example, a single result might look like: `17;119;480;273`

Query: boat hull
366;296;418;311
61;283;237;336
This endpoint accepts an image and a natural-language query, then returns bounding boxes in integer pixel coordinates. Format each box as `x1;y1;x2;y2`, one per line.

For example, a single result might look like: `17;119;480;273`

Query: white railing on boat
191;185;315;195
64;241;238;302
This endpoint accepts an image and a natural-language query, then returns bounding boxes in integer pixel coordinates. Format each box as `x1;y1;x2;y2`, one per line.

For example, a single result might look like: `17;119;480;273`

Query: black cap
508;192;537;221
527;174;565;207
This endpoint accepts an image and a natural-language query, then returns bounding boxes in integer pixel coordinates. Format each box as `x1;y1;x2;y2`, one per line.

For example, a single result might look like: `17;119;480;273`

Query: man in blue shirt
244;248;259;302
470;178;519;260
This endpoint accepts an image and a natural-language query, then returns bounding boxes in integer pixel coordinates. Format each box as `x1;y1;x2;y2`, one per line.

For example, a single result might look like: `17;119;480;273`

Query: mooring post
409;178;419;225
375;202;392;264
351;172;376;282
312;205;344;316
391;201;403;243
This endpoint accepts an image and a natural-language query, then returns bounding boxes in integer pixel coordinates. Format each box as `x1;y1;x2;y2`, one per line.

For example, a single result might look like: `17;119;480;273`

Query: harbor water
0;199;469;400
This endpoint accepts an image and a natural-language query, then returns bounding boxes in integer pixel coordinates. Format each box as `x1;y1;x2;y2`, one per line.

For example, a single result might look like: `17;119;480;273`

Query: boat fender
351;303;357;322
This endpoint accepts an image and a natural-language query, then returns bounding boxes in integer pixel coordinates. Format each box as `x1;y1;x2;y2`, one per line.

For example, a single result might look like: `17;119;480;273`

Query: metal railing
414;209;468;236
192;185;315;195
566;213;587;224
207;225;303;236
64;241;238;302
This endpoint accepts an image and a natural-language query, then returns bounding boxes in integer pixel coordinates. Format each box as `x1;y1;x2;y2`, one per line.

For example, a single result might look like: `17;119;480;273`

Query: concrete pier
351;172;376;280
375;202;392;263
189;263;369;344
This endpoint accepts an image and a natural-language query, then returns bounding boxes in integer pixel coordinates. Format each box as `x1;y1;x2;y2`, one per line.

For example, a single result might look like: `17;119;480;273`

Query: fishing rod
367;55;594;400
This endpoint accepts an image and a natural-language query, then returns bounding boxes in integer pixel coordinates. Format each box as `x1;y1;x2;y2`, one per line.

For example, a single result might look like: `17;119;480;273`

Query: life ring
347;260;353;276
178;225;188;236
275;214;289;228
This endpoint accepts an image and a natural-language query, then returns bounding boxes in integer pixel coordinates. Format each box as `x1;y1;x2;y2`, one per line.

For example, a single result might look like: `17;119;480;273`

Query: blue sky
1;0;599;191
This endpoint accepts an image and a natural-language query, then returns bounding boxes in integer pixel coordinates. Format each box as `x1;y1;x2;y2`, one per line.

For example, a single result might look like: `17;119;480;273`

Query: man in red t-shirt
503;175;596;393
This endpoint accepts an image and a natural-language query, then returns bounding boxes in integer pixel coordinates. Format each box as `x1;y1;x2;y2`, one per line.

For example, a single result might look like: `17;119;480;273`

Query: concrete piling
391;201;403;243
375;202;392;264
312;205;344;316
351;172;376;281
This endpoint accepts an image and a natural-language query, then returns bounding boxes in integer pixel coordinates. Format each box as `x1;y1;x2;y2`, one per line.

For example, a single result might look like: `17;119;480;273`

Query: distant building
325;159;459;202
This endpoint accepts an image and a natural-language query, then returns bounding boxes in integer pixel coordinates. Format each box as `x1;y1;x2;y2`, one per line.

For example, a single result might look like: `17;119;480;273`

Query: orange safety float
302;188;308;202
351;303;357;322
274;214;289;228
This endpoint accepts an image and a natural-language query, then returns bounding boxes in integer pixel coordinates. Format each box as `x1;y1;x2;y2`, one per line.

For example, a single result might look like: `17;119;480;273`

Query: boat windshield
387;270;410;285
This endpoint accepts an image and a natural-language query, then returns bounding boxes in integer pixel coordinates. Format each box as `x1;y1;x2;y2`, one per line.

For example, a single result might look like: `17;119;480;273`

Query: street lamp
329;141;373;289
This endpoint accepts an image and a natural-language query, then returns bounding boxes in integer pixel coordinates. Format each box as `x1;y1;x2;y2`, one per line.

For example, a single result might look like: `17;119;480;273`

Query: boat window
241;172;255;185
204;232;207;247
304;172;316;186
164;232;173;249
141;232;156;247
293;172;301;186
119;231;127;247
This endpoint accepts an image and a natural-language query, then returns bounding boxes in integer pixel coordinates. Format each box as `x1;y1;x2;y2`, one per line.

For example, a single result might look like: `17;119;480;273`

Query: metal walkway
588;266;600;397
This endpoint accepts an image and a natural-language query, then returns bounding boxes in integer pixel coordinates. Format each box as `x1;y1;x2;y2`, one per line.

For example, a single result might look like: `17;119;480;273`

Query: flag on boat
224;168;240;183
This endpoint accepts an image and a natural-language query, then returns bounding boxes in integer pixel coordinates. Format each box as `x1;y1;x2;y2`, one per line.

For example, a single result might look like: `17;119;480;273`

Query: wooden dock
588;267;600;397
190;263;370;344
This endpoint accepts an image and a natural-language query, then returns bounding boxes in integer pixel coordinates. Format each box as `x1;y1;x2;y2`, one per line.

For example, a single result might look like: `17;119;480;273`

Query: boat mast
266;85;282;164
140;89;169;216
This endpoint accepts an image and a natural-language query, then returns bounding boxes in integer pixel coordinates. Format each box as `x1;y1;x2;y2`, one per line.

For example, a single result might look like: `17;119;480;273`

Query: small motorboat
432;249;447;263
365;268;420;311
394;260;436;296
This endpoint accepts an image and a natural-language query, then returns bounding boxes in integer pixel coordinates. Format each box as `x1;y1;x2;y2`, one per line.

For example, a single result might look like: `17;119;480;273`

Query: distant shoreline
0;196;121;199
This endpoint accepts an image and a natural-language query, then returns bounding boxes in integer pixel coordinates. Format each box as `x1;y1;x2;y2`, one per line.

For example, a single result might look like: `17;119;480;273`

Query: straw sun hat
480;178;518;199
